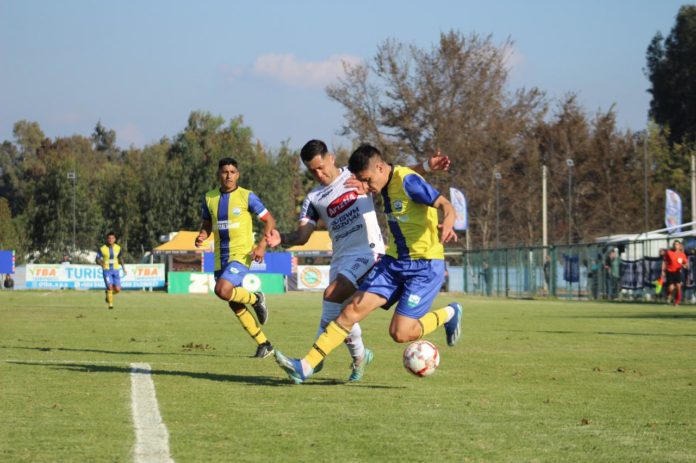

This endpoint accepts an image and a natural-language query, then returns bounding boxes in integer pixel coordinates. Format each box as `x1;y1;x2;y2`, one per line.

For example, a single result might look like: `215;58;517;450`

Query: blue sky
0;1;688;151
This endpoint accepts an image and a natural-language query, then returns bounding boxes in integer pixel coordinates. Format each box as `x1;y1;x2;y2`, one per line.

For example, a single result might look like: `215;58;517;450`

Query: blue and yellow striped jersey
201;187;268;270
97;244;123;270
382;165;444;260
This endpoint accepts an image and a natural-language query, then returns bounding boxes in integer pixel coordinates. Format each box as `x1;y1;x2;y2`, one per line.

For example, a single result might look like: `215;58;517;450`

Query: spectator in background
480;261;492;296
543;255;551;293
3;274;14;290
61;255;70;265
588;257;601;300
684;247;696;303
604;249;620;299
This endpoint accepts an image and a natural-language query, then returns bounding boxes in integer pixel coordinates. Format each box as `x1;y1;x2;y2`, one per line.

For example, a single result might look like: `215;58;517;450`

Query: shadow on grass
6;361;402;389
570;312;696;320
534;330;696;338
0;345;228;358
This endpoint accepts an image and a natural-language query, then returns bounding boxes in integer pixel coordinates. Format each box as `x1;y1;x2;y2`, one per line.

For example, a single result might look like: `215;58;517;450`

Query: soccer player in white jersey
266;139;449;381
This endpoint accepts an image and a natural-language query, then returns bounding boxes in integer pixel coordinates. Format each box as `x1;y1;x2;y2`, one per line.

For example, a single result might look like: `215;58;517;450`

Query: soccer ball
403;340;440;377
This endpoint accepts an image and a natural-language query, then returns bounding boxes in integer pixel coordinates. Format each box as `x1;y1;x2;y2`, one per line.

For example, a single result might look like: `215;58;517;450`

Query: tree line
0;114;306;263
1;8;695;262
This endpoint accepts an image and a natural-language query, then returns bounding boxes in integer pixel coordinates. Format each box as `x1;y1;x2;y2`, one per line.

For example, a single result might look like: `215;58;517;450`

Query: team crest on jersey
232;208;241;216
393;200;403;212
327;191;358;218
407;294;421;307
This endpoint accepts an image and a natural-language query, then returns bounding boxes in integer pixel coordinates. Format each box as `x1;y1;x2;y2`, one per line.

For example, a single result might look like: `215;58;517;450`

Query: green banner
167;272;285;295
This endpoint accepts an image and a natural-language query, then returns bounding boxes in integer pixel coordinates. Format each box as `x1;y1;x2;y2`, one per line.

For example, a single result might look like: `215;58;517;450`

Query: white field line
130;362;174;463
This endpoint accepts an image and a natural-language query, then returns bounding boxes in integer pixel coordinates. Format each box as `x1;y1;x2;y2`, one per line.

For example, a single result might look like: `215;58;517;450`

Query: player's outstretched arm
433;195;458;244
266;222;315;248
411;150;451;175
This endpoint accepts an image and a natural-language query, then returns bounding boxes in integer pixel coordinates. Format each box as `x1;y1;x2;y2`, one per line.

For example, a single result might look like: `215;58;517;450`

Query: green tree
0;197;20;252
21;136;105;261
328;30;545;247
645;5;696;145
91;121;118;158
12;120;45;158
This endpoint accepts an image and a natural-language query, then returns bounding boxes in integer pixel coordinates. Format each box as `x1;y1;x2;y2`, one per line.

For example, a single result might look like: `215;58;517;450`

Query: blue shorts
103;269;122;288
358;255;445;319
214;260;249;286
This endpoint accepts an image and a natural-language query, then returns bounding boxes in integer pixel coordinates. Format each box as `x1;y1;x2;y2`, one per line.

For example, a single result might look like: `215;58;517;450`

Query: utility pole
67;171;76;252
542;164;548;250
495;171;501;248
566;159;574;245
644;135;649;231
691;154;696;230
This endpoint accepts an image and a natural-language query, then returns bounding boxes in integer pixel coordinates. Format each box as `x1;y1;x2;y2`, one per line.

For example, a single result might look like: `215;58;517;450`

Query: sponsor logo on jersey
334;224;362;242
327;191;358;218
393;200;403;212
217;220;241;230
232;208;241;216
407;294;422;307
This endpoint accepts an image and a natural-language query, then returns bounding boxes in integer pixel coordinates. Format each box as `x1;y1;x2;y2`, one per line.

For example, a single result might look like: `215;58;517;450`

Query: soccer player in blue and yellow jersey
195;157;277;358
275;143;462;383
96;232;127;310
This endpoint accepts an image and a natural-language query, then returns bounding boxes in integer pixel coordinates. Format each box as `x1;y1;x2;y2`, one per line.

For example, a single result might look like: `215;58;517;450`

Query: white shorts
329;253;379;288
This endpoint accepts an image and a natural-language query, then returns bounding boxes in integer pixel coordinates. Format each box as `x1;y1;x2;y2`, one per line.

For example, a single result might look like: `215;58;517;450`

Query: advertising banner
0;250;15;274
167;272;285;295
297;265;330;290
25;264;165;289
665;188;682;232
449;187;468;231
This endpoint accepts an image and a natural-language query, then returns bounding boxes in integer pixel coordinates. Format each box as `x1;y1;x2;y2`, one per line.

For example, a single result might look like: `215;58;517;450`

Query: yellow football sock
229;286;257;305
305;321;349;368
417;307;452;339
234;308;267;345
106;290;113;305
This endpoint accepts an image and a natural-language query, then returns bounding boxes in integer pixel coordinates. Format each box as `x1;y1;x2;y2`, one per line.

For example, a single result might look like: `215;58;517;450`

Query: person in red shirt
662;240;689;305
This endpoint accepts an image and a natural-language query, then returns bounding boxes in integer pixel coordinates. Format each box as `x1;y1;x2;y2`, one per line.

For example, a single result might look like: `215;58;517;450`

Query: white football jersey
300;167;385;258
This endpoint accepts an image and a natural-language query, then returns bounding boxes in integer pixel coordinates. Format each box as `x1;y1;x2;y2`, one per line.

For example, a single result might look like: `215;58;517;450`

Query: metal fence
445;235;696;303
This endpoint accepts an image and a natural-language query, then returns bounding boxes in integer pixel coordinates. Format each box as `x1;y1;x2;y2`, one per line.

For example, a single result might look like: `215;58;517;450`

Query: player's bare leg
391;303;462;346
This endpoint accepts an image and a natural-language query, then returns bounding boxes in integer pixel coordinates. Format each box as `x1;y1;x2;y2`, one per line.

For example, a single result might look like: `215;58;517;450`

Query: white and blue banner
25;264;165;289
665;189;682;232
449;187;468;231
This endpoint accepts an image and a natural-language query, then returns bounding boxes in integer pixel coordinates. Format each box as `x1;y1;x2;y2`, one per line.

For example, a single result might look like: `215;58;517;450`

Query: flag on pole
665;189;682;232
449;187;468;231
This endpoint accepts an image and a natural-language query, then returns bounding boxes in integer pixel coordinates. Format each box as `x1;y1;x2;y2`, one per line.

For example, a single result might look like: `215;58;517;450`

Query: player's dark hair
300;139;328;163
218;157;238;170
348;143;382;174
106;231;116;238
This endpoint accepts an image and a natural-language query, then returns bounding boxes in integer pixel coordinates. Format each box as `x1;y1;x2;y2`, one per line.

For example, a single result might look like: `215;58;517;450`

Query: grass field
1;290;695;462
